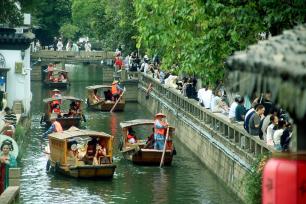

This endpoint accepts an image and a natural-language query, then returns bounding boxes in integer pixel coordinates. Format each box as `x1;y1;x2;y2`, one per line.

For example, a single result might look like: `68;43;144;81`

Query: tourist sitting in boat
91;89;102;104
111;80;124;101
83;137;98;165
67;139;79;160
145;128;155;149
93;139;109;165
65;101;79;117
104;90;113;101
52;104;61;117
154;113;168;150
59;73;67;82
127;127;137;144
0;119;15;137
47;63;54;79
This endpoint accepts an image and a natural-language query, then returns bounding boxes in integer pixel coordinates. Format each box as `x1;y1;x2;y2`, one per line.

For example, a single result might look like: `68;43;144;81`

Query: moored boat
47;127;116;178
86;85;125;112
41;96;85;129
120;119;175;166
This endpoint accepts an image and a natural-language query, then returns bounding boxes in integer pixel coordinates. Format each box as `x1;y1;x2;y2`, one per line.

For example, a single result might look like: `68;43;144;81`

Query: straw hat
52;89;60;92
50;113;58;120
155;113;166;118
112;80;118;85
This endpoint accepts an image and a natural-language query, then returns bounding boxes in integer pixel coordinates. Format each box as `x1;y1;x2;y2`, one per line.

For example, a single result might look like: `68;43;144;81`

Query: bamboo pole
160;127;170;168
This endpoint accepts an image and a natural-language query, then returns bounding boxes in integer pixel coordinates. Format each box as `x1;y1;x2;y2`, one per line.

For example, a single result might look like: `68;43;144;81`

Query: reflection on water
19;64;240;203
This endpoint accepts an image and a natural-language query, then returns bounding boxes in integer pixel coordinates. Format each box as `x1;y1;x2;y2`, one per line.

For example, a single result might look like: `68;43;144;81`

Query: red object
263;156;306;204
0;164;5;194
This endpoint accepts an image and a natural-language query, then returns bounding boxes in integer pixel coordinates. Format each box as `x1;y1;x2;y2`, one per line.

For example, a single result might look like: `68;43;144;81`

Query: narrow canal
18;65;240;204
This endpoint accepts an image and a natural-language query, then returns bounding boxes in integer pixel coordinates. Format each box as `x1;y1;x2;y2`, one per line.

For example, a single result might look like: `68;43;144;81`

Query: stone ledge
0;186;20;204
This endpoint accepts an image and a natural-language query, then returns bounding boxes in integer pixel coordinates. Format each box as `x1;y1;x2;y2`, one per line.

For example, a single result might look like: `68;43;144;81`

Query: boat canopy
86;85;112;90
44;68;69;73
120;119;155;128
49;127;113;140
43;96;83;103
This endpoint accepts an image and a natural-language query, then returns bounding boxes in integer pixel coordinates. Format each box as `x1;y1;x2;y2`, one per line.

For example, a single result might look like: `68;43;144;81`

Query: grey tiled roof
226;24;306;119
0;28;34;44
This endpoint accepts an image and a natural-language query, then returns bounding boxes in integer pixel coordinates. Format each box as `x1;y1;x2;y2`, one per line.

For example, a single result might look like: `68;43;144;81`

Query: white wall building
0;27;34;114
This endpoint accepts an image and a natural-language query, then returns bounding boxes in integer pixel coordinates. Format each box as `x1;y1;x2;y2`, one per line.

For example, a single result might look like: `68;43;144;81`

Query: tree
0;0;23;26
59;23;79;40
21;0;72;45
133;0;306;84
72;0;137;53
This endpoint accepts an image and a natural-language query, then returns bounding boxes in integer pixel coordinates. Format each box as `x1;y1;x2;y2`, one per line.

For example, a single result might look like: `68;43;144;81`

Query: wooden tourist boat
86;85;125;112
47;127;116;178
120;119;175;166
41;96;85;129
43;68;70;88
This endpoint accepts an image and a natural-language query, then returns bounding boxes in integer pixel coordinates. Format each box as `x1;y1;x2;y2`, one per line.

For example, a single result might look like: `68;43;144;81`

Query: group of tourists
128;53;292;152
53;37;91;52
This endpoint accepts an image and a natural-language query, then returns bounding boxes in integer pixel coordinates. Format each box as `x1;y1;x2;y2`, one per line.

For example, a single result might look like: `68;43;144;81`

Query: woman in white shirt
272;119;286;151
266;115;278;146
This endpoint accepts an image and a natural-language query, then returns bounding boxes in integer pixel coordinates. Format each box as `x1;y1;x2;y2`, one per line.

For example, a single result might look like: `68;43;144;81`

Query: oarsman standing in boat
42;113;63;138
42;113;63;171
153;113;168;150
111;80;124;101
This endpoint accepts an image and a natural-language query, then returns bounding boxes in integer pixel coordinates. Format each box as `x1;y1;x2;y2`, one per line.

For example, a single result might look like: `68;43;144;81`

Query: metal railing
138;73;273;163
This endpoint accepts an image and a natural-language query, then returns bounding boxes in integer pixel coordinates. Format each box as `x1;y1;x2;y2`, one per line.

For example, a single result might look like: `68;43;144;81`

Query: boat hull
44;80;69;88
52;164;116;178
45;117;82;129
88;101;125;112
122;149;173;166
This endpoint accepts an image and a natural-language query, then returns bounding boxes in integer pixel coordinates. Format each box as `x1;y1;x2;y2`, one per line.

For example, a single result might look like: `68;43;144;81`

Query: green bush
244;153;270;204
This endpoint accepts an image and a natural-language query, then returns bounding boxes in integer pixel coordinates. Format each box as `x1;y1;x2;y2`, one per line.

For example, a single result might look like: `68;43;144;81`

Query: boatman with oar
154;113;168;150
111;80;124;101
42;113;63;138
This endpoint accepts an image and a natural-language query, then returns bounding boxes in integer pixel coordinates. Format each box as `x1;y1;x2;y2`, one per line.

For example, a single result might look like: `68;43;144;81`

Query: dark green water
18;64;240;204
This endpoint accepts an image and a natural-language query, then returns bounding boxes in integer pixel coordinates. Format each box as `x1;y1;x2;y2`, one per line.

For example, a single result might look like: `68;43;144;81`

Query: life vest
52;107;61;114
53;121;63;132
154;119;167;136
115;57;122;67
111;84;118;95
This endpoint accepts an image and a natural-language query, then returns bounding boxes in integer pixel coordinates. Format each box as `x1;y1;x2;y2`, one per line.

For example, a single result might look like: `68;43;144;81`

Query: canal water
18;65;240;204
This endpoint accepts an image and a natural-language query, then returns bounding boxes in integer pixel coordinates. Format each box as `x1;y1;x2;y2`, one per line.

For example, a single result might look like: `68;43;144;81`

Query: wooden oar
160;126;170;168
110;88;125;113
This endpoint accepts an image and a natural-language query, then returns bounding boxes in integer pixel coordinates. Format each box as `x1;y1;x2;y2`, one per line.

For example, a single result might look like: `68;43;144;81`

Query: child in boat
127;127;137;144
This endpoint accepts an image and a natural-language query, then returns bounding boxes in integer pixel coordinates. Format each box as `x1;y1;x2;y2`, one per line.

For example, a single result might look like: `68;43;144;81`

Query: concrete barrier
0;168;21;204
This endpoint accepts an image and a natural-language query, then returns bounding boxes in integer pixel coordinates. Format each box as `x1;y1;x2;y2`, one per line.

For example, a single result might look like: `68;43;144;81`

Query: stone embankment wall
136;74;273;202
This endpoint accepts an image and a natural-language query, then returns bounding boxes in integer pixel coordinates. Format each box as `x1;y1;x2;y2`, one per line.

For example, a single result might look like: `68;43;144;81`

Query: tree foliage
71;0;137;53
133;0;306;83
0;0;23;26
21;0;72;44
59;23;79;40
